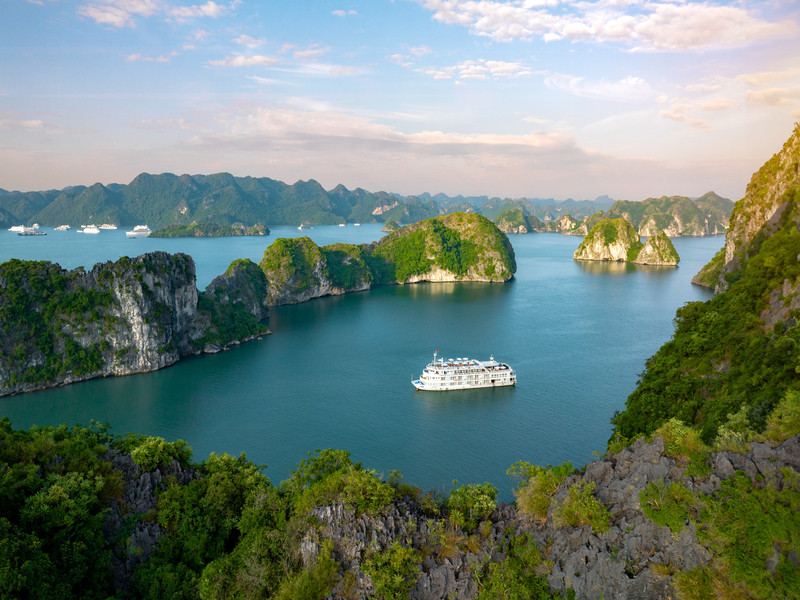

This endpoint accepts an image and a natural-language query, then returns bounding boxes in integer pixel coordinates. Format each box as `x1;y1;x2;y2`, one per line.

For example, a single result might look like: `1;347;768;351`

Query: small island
259;212;516;305
149;222;269;238
573;217;679;265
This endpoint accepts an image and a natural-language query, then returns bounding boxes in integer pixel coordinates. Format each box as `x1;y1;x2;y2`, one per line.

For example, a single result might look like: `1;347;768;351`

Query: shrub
117;434;193;471
553;481;611;534
508;461;574;521
639;479;696;534
763;389;800;442
363;541;421;600
273;541;339;600
446;482;498;530
294;466;394;516
474;532;558;600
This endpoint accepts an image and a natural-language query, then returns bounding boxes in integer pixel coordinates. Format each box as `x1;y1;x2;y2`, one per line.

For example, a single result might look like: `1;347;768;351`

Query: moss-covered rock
369;212;516;284
573;217;643;262
198;258;270;345
633;231;680;266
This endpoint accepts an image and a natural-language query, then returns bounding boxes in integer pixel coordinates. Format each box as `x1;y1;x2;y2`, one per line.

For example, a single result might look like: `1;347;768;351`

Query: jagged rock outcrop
298;434;800;600
694;124;800;291
632;231;680;266
259;213;516;305
103;450;198;594
573;218;643;262
0;252;270;396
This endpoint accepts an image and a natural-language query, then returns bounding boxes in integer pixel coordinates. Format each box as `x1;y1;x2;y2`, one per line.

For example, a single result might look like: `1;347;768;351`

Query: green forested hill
0;173;440;228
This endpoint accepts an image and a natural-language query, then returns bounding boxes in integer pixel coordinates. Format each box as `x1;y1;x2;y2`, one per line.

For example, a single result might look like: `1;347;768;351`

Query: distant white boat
18;225;46;236
126;225;151;238
80;225;100;234
99;223;118;230
353;223;361;227
297;223;312;230
8;225;25;232
339;223;346;227
55;224;70;231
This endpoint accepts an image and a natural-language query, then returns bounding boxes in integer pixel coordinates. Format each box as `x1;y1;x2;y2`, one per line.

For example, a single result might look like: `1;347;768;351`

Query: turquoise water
0;226;719;498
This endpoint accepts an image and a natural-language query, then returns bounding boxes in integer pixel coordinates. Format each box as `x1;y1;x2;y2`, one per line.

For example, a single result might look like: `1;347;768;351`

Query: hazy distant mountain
0;171;723;232
603;192;734;237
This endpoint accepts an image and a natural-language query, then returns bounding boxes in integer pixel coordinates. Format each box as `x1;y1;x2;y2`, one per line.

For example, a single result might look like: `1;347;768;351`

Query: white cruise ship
126;225;151;238
412;351;516;391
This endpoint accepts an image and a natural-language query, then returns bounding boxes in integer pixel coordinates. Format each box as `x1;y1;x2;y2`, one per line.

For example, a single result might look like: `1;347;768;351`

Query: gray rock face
0;252;205;396
297;435;800;599
0;251;270;396
103;450;198;594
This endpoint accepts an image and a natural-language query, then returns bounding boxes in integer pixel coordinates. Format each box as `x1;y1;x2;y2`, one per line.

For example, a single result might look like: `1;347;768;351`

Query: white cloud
419;59;532;81
683;83;721;94
133;117;194;130
332;9;357;17
545;74;655;102
125;52;174;62
388;53;413;68
208;55;279;67
78;0;237;27
746;86;800;107
293;46;331;61
659;104;710;130
169;1;230;20
0;116;64;134
234;34;266;48
736;68;800;87
698;98;734;111
413;0;798;52
409;46;432;57
282;62;362;77
247;76;287;86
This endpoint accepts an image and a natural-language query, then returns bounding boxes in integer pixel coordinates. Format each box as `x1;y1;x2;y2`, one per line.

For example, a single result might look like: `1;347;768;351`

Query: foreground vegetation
0;420;562;600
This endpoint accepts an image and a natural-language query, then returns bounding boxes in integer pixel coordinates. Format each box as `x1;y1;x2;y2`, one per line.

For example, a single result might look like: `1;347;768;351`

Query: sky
1;0;799;201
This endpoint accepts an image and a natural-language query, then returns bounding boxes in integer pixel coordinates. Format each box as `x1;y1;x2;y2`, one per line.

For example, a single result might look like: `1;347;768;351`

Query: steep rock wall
0;252;269;396
695;124;800;291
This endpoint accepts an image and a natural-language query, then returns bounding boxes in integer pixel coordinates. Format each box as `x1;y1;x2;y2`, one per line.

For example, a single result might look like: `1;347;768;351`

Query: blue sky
1;0;798;200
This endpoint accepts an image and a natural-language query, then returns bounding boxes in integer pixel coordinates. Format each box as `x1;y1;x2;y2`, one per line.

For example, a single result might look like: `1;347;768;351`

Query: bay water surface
0;225;719;498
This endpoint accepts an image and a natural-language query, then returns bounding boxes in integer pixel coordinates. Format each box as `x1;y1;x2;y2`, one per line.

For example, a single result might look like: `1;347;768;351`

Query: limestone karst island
573;218;680;265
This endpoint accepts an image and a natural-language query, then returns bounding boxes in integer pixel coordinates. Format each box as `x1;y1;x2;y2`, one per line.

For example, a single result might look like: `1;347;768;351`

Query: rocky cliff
294;433;799;600
258;213;515;306
694;123;800;291
0;252;269;396
632;231;680;266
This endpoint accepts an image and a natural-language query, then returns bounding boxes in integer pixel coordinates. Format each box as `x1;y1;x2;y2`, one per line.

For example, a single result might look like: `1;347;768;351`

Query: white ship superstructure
126;225;151;238
412;351;516;391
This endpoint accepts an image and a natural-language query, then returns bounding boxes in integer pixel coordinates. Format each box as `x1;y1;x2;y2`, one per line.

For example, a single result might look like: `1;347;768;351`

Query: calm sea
0;225;719;498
